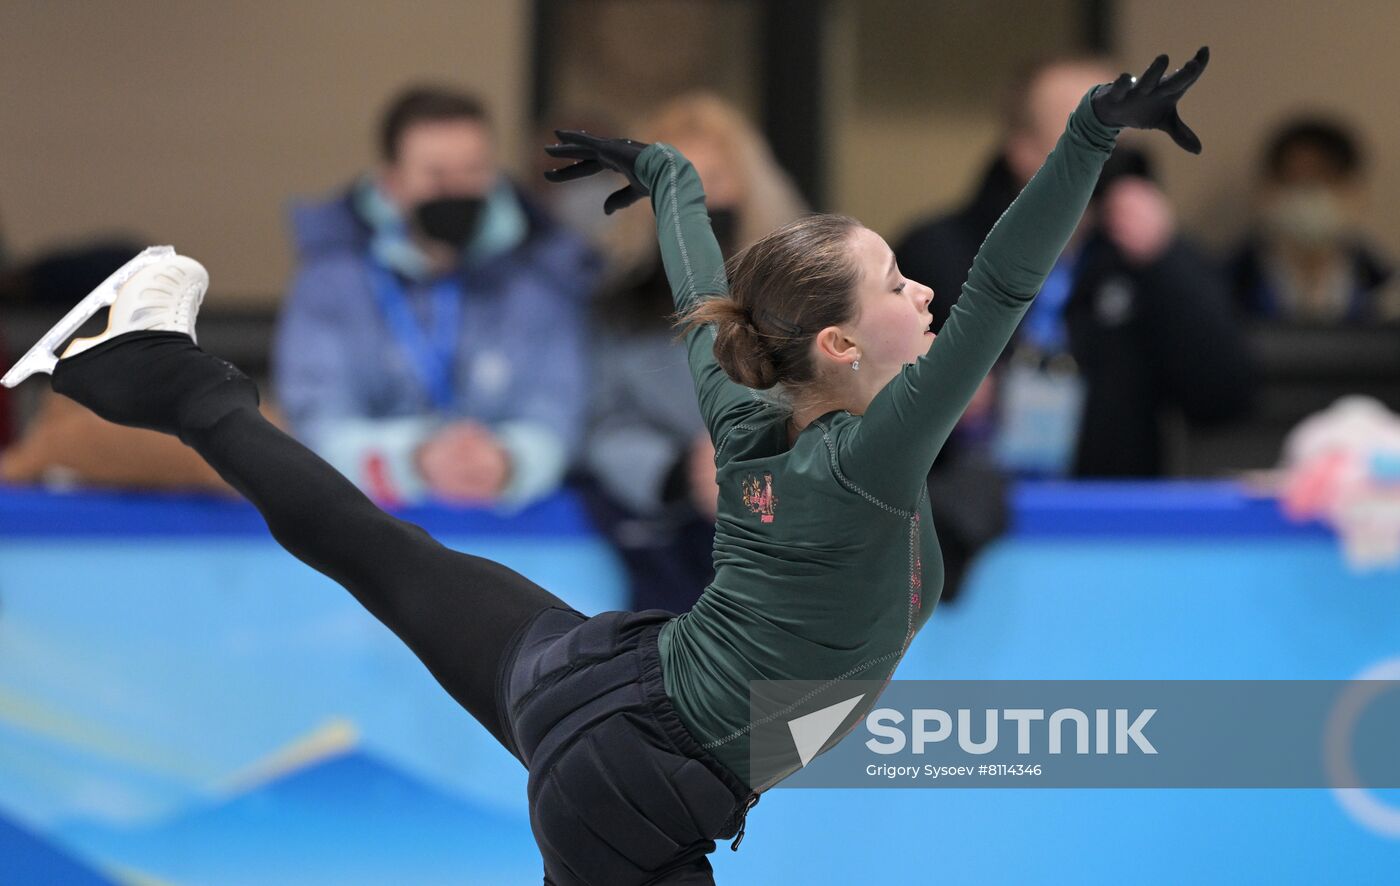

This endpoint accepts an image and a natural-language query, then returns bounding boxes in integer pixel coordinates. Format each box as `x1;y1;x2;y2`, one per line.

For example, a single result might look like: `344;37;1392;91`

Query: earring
852;359;860;372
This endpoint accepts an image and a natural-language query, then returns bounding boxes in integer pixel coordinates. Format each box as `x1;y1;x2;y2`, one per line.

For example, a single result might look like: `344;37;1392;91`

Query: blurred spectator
579;92;807;612
895;58;1255;598
1279;395;1400;571
274;86;598;508
1229;117;1398;324
528;109;627;247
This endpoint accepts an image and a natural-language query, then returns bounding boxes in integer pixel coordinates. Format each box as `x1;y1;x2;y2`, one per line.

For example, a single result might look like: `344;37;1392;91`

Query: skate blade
1;245;177;388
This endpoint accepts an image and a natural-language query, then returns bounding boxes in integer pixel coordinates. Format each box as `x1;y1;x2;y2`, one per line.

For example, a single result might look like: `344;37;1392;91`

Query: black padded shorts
499;608;757;885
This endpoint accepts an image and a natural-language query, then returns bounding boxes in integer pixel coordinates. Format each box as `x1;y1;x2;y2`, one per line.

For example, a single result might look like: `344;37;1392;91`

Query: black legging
52;331;567;753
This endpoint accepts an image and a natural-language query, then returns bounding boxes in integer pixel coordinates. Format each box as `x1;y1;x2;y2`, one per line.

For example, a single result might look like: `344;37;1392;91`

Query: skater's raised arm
839;48;1210;506
544;133;766;448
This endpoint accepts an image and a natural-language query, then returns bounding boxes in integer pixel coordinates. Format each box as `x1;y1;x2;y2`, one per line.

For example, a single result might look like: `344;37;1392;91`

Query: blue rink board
0;483;1396;884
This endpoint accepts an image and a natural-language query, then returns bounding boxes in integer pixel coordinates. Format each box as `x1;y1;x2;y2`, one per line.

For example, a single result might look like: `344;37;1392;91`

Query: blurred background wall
0;1;529;304
827;0;1085;242
2;0;1397;304
830;0;1400;255
1117;0;1400;254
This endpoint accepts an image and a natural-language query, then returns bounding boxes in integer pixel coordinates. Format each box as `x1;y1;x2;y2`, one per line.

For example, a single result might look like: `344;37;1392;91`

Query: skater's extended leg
30;256;568;753
188;400;571;758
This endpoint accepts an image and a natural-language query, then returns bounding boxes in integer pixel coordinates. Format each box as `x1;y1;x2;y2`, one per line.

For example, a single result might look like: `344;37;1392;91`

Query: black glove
1091;47;1210;154
544;130;651;215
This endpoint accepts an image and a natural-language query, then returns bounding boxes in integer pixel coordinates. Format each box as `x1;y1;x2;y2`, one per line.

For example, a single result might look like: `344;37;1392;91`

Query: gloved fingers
543;159;603;183
1159;46;1209;96
544;143;596;160
1164;108;1202;154
553;129;607;148
603;185;647;215
1137;54;1170;92
1106;72;1134;101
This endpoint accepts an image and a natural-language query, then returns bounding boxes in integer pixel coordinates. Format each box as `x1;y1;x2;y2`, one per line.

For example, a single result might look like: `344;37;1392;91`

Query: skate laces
138;259;200;333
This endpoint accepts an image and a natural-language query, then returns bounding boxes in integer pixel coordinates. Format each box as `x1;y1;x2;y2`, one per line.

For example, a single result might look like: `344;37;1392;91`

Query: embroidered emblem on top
742;471;778;523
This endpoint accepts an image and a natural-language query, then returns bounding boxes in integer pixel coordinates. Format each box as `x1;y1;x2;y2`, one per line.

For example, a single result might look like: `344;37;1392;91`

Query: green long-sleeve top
645;91;1120;790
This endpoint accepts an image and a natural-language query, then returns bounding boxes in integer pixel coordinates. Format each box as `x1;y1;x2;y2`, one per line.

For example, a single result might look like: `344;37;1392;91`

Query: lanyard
1020;249;1081;355
369;262;462;411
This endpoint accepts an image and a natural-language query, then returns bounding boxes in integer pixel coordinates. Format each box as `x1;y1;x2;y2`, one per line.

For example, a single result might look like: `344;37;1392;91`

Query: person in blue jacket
274;86;599;508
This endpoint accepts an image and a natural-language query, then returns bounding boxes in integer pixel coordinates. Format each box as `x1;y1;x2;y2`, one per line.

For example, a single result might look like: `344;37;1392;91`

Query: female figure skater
584;91;810;614
2;49;1208;884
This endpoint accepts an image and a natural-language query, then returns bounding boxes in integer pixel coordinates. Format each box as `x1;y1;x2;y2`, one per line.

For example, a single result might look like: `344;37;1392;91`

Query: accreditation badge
993;349;1086;477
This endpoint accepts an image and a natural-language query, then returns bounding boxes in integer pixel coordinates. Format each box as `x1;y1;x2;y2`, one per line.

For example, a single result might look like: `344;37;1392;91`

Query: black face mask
413;195;486;250
707;207;740;259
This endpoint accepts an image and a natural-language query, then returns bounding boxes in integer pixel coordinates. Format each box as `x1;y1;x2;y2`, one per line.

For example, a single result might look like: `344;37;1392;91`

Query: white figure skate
1;246;208;388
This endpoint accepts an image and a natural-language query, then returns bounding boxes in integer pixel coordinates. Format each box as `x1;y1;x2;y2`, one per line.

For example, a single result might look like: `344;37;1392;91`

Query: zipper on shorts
729;792;761;851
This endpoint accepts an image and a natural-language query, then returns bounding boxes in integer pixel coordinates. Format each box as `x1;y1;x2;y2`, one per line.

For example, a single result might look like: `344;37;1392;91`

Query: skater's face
383;119;497;211
815;227;934;386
